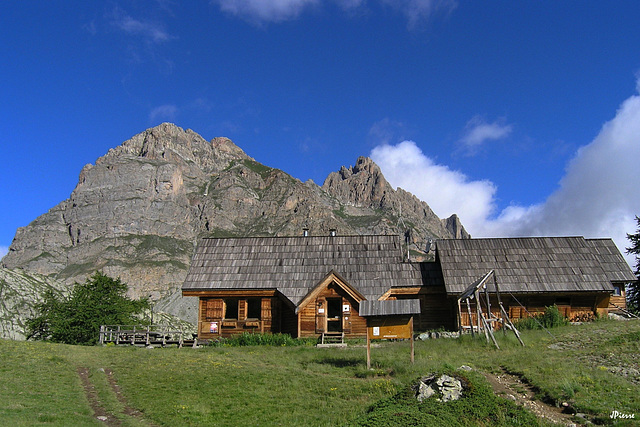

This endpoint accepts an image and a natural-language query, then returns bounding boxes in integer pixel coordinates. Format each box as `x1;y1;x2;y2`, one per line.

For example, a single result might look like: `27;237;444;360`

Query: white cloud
459;116;513;154
0;246;8;260
380;0;457;29
489;85;640;260
214;0;319;23
370;80;640;263
213;0;455;26
111;8;171;43
149;105;178;123
370;140;497;230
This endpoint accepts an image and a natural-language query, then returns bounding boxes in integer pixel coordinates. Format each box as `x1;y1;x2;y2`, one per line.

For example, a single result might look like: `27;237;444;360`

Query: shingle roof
436;237;617;295
360;299;421;316
585;238;637;283
182;235;423;306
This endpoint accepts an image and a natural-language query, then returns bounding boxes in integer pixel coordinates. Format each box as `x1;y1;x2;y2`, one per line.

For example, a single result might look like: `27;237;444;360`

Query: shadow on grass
314;356;363;368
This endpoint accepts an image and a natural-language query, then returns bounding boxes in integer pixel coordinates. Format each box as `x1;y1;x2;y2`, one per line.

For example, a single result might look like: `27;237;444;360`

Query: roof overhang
295;270;366;314
360;299;421;316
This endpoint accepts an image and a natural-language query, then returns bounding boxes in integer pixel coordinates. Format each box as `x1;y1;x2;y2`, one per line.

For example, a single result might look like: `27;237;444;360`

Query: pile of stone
413;374;466;402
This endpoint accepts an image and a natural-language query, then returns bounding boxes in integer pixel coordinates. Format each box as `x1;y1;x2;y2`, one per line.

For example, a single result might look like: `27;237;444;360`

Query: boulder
414;374;465;402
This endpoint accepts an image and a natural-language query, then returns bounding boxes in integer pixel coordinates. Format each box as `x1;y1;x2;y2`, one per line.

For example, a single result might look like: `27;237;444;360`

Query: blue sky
1;1;640;263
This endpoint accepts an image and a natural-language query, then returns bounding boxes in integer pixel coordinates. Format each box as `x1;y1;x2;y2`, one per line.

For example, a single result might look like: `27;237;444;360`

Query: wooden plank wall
455;293;613;328
197;296;282;339
609;286;627;310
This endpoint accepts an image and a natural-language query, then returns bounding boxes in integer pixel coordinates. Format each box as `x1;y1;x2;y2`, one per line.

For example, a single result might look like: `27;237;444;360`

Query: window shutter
206;299;224;320
261;298;272;321
239;300;247;320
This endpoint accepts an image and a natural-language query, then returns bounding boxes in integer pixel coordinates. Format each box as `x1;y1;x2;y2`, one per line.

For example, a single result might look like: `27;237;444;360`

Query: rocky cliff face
0;269;68;340
2;123;468;326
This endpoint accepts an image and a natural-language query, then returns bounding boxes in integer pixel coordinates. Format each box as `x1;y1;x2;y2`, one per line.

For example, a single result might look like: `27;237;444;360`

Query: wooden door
342;299;351;334
326;298;342;332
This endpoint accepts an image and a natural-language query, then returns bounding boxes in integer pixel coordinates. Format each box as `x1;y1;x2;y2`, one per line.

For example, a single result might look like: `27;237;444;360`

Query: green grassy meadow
1;319;638;426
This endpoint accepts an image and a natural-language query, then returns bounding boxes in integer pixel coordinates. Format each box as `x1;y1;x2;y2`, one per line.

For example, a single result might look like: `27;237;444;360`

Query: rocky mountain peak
442;214;470;239
99;123;250;171
323;156;390;209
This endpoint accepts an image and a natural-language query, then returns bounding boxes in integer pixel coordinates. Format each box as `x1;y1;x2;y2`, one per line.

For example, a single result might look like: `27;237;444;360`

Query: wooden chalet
182;235;432;339
182;234;636;339
436;237;637;328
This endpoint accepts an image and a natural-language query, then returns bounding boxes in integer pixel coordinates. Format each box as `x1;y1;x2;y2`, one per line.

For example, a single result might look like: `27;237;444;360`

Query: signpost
360;299;420;369
366;315;414;369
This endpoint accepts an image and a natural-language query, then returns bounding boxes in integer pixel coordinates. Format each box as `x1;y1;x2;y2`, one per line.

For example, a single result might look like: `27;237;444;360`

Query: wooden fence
99;325;198;348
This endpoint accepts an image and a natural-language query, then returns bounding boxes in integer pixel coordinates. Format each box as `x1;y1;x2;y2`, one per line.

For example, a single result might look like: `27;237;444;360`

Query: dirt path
77;367;156;426
77;367;123;426
482;367;576;426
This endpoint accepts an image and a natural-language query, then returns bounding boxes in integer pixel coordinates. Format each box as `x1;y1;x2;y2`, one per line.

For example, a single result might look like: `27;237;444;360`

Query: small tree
626;216;640;314
26;272;148;345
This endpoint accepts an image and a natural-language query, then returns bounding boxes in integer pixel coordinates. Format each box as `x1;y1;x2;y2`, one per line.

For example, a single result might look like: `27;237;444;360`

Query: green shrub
513;305;569;330
540;305;568;328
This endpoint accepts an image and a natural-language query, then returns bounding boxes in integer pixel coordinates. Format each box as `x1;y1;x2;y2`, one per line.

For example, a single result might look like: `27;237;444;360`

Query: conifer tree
26;272;148;345
626;216;640;313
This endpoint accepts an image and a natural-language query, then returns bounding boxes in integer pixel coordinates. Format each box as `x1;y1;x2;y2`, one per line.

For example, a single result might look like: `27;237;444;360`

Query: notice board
366;316;413;340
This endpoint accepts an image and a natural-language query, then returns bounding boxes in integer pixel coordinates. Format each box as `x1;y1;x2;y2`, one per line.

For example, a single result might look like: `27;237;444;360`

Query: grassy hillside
1;319;638;426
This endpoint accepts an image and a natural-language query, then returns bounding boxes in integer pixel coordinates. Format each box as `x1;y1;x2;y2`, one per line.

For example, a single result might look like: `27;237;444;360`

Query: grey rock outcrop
2;123;469;330
414;374;465;402
0;268;68;340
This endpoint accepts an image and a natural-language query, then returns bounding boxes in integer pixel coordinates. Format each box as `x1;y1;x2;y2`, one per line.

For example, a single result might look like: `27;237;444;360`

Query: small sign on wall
210;322;218;333
318;308;325;314
343;304;350;312
372;326;380;337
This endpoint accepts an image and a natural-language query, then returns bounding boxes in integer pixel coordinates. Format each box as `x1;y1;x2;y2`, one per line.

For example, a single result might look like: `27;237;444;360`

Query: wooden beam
465;299;474;338
410;316;415;364
183;289;278;297
366;332;371;370
493;273;524;347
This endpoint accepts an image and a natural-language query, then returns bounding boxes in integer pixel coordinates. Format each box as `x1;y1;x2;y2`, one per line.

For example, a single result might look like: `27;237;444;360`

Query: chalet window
224;299;239;320
247;298;262;319
612;286;621;296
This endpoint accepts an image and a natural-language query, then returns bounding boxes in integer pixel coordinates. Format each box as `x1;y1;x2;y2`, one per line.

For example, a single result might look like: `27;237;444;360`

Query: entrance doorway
326;298;342;332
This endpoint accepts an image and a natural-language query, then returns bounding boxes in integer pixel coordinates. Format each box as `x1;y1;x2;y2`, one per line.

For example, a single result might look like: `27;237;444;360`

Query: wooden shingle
436;237;623;295
360;299;421;316
182;235;422;307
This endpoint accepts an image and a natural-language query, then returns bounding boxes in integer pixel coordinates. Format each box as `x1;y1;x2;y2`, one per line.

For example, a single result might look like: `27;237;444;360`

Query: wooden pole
466;299;474;337
366;331;371;370
500;304;525;346
410;316;415;364
484;279;492;322
474;290;483;339
457;299;463;335
493;274;525;347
